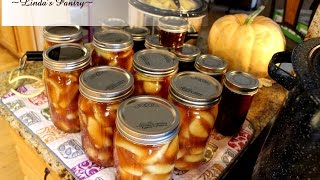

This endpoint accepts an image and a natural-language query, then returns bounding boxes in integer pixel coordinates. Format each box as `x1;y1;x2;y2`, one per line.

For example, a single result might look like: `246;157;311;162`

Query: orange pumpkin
208;7;286;78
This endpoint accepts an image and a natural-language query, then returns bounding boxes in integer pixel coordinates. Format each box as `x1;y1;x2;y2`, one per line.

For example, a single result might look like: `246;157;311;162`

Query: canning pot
127;0;207;43
252;38;320;178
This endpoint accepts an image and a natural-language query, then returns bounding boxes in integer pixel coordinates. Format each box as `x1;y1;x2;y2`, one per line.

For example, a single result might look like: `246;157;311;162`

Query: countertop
0;61;287;179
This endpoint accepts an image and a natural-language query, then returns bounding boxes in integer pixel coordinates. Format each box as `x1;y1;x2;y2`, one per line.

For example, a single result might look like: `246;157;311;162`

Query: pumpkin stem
244;5;266;25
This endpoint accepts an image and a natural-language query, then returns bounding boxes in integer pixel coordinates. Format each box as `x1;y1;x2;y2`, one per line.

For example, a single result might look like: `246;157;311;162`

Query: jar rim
93;29;133;51
158;16;189;33
224;70;259;95
43;26;82;43
195;54;228;75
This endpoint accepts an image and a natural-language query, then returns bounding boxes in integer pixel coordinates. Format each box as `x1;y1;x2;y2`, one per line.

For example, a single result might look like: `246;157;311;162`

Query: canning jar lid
195;54;228;75
116;96;180;145
93;30;133;51
43;26;82;43
133;49;178;77
158;16;189;33
79;66;134;102
224;71;259;95
169;71;222;108
173;44;201;62
101;18;128;30
124;26;150;41
144;34;167;49
43;43;90;72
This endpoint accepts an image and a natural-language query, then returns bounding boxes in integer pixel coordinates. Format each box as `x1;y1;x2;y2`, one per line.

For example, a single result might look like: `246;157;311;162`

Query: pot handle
268;51;297;90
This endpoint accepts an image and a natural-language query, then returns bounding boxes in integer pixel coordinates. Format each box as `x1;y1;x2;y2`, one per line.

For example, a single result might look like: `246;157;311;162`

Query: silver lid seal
169;71;222;108
144;35;167;49
93;30;133;51
195;54;228;75
158;16;188;33
173;44;201;62
43;26;82;43
224;71;259;95
79;66;134;102
133;49;178;77
43;43;90;72
124;26;150;41
116;96;180;145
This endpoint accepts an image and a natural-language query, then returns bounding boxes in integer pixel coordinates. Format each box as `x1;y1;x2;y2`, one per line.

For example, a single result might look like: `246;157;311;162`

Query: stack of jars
42;20;259;180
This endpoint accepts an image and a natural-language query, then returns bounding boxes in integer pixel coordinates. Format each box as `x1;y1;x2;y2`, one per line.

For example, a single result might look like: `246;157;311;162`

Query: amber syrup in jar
43;43;90;133
158;16;188;49
195;54;228;83
132;49;179;99
168;72;222;170
43;26;83;50
78;66;134;167
114;96;180;180
124;26;150;52
91;30;134;71
214;71;259;136
173;44;201;72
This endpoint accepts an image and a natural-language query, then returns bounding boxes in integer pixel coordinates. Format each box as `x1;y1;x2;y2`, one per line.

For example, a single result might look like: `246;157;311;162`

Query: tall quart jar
78;66;134;167
114;96;180;180
43;43;90;132
43;26;83;50
158;16;189;49
132;49;179;98
91;30;134;71
168;72;222;170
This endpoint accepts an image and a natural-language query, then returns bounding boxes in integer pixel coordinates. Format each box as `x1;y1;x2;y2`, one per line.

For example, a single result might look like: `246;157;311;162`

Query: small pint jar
195;54;228;83
114;96;180;180
43;26;83;50
78;66;134;167
132;49;179;98
158;16;188;49
144;34;167;50
124;26;150;52
168;72;222;170
43;43;90;133
214;71;259;136
91;30;134;71
173;44;201;72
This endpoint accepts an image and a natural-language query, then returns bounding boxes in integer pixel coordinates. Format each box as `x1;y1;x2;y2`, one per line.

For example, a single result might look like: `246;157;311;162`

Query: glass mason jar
214;71;259;136
195;54;228;83
132;49;179;98
144;34;167;50
78;66;134;167
43;43;90;133
43;26;83;50
91;30;134;71
158;16;189;49
124;26;150;53
114;96;180;180
173;44;201;72
168;72;222;170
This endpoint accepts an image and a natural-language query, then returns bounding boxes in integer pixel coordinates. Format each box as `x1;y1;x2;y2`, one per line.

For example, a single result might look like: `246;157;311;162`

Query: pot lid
129;0;207;17
292;37;320;104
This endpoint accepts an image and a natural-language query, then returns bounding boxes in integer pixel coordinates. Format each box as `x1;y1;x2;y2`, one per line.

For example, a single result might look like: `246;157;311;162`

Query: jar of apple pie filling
132;49;179;98
43;26;83;50
168;72;222;170
114;96;180;180
158;16;189;49
91;30;134;71
43;43;90;133
78;66;134;167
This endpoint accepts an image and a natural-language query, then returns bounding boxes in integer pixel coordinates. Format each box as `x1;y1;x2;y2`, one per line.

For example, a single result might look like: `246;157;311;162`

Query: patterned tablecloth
1;83;254;180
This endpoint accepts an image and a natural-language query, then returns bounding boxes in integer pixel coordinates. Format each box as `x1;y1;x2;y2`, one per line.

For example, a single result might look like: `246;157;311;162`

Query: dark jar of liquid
124;26;150;52
173;44;201;72
158;16;188;49
214;71;259;136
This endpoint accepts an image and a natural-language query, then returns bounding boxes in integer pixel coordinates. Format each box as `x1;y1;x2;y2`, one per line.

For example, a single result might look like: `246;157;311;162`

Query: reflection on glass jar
173;44;201;72
43;43;90;133
78;66;134;167
214;71;259;136
114;96;180;180
158;16;188;49
91;30;134;71
132;49;178;98
43;26;83;50
168;72;222;170
124;26;150;52
195;54;228;83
